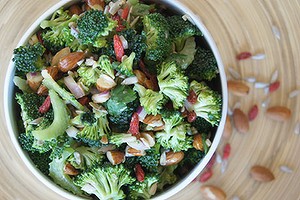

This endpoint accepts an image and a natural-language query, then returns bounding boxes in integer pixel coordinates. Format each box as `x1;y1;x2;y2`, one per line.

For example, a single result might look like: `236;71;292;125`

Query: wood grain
1;0;300;200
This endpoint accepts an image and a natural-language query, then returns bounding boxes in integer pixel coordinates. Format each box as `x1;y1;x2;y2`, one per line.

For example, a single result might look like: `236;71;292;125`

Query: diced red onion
184;100;193;112
137;106;147;121
85;58;96;66
119;35;128;49
66;126;79;138
92;91;111;103
64;75;85;99
121;76;138;85
108;0;125;15
160;151;167;166
77;59;84;66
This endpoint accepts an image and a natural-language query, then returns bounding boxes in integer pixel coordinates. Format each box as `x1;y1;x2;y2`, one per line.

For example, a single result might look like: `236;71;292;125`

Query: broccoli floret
186;47;219;81
114;52;136;77
120;29;147;61
31;89;70;141
109;133;137;147
28;151;51;176
165;37;197;70
157;62;189;109
133;84;166;115
105;85;138;132
157;165;178;191
13;43;45;74
189;80;222;126
77;10;117;47
160;110;183;133
168;15;202;51
13;76;33;93
100;39;116;60
77;65;102;88
192;116;213;133
136;143;161;173
181;148;206;167
128;175;159;200
41;70;87;111
40;8;79;53
68;146;104;170
95;55;115;79
49;147;86;196
74;164;135;200
73;106;110;147
156;122;193;152
143;13;172;63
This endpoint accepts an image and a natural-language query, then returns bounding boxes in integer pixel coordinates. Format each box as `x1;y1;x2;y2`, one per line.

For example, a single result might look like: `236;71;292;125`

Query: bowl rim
3;0;228;199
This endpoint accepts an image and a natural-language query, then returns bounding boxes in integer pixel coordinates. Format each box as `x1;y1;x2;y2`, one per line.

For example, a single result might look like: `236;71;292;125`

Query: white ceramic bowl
4;0;228;199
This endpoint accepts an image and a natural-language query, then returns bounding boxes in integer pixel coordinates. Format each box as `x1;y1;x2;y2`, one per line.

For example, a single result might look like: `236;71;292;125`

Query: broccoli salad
12;0;221;199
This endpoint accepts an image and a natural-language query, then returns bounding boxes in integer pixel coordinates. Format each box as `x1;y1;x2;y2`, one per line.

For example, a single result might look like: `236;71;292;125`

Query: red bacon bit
222;143;231;160
236;52;252;60
269;81;280;93
135;164;145;182
113;34;125;62
206;153;216;169
187;111;197;123
39;96;51;114
128;112;140;136
187;90;197;104
248;104;258;121
121;5;130;20
199;168;213;183
78;96;89;106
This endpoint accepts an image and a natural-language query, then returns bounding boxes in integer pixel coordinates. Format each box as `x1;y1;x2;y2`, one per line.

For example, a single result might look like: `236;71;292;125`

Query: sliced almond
51;47;71;66
193;134;203;151
64;163;79;176
143;114;163;126
58;52;85;72
100;135;108;144
96;74;117;92
222;115;232;139
26;72;43;92
162;151;184;166
84;0;105;10
37;85;48;96
233;108;249;134
125;146;146;157
140;132;155;148
200;185;226;200
133;69;155;90
227;80;250;96
250;165;275;182
46;66;59;80
106;151;125;165
266;106;291;122
69;4;83;15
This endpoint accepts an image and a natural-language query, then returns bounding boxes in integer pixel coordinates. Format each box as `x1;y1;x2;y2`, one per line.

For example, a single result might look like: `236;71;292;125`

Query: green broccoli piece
109;133;137;147
180;148;206;169
186;47;219;81
77;10;117;47
74;164;135;200
168;15;202;51
28;151;51;176
41;70;87;111
136;143;161;173
49;147;86;196
133;84;166;115
31;89;70;141
13;76;33;93
143;13;172;63
114;52;136;77
189;80;222;126
40;8;79;53
73;106;110;147
77;65;102;88
128;175;159;200
157;62;189;109
191;116;213;133
13;43;45;74
160;110;183;133
105;85;138;132
156;122;193;152
95;55;115;79
68;146;104;170
157;165;178;191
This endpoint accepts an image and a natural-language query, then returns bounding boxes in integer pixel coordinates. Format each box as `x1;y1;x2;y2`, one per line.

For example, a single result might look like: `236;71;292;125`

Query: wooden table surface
1;0;300;199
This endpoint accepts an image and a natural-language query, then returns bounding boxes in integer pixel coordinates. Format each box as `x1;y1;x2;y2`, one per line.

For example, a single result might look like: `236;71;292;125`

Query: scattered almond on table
250;165;275;182
200;185;226;200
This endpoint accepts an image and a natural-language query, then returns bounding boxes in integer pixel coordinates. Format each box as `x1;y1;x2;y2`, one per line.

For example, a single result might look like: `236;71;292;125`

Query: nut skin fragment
200;185;226;200
250;165;275;182
227;80;250;96
266;106;291;122
233;108;249;134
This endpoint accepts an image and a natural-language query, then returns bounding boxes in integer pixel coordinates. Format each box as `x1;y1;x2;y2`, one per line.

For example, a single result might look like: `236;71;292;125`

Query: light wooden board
0;0;300;199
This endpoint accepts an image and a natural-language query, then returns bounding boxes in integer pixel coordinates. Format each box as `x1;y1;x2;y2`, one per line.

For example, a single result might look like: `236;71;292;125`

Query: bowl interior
4;0;228;199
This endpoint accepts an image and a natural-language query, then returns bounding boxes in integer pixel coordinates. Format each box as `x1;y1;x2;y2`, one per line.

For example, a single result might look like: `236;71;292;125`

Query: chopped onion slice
66;126;79;138
109;0;125;15
121;76;138;85
29;117;44;125
64;75;85;99
119;35;128;49
160;151;167;166
137;106;147;121
92;91;111;103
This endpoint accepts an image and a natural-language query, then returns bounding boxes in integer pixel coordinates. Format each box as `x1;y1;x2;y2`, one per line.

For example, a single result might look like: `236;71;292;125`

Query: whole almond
96;74;117;92
58;52;85;72
227;80;250;96
163;151;184;166
266;106;291;122
200;185;226;200
51;47;70;66
250;165;275;182
233;108;249;134
222;115;232;139
193;134;203;151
